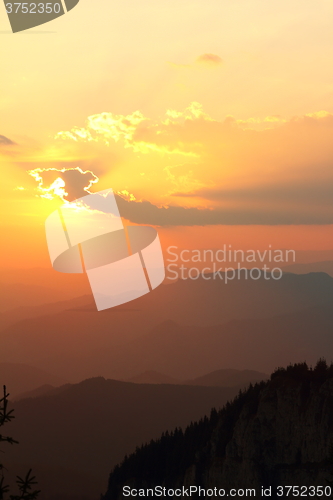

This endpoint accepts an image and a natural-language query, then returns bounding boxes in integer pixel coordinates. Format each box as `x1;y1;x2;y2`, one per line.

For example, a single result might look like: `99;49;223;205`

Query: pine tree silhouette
0;386;40;500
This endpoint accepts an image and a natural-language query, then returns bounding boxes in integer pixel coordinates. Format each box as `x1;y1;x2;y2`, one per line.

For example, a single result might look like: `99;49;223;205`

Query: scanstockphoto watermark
123;486;257;497
166;245;296;282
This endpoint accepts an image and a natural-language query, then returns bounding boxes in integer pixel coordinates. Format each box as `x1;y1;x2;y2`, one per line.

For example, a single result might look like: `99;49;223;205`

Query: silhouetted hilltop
5;377;241;499
102;361;333;499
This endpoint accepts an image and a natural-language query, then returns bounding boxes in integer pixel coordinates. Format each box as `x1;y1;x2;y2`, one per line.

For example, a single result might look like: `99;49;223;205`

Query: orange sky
0;0;333;269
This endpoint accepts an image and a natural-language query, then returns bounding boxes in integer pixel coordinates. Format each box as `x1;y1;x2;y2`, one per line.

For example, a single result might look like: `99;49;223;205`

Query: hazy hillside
0;267;90;297
0;267;91;312
1;271;332;334
13;384;56;401
0;294;92;331
0;283;79;313
122;302;332;378
0;299;332;382
0;273;332;382
102;361;333;500
0;362;67;398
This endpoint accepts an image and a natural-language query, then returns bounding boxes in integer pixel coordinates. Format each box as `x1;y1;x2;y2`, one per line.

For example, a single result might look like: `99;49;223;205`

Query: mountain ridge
102;361;333;499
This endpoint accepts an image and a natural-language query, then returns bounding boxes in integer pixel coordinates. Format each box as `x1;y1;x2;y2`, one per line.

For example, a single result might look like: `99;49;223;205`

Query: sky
0;0;332;268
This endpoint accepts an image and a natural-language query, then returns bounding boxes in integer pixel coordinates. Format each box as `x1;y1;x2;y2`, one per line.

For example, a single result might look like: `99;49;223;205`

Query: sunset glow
0;0;332;268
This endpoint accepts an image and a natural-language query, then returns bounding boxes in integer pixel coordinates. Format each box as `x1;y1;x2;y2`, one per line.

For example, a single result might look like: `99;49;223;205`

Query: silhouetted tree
0;386;40;500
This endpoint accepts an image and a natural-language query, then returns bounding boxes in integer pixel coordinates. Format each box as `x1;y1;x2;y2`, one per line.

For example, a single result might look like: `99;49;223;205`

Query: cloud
28;167;99;202
234;115;287;129
196;54;223;65
56;111;148;147
0;135;15;146
54;104;333;225
56;102;211;156
116;195;333;226
191;181;333;208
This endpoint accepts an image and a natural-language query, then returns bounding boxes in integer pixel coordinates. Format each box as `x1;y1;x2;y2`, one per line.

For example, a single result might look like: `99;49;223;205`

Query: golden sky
1;0;332;267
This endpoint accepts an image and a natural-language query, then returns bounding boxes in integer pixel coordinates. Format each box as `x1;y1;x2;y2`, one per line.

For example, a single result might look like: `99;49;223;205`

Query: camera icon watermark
45;189;165;311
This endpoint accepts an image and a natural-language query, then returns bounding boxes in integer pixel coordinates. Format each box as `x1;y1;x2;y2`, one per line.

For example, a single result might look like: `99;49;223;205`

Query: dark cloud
49;169;98;201
0;135;15;146
192;180;333;208
115;195;333;226
29;167;99;201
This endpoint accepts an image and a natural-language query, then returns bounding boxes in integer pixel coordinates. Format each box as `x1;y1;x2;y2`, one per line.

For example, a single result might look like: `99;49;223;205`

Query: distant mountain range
282;260;333;277
1;270;333;329
4;377;243;500
9;368;267;401
0;300;332;382
102;361;333;500
0;272;332;381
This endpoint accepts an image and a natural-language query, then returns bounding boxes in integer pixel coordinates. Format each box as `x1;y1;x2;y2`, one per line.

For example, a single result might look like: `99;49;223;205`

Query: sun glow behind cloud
2;105;333;268
2;0;333;269
5;102;333;226
28;167;99;203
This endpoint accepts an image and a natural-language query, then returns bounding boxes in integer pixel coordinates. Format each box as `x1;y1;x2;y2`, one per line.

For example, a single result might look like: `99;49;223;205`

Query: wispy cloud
0;135;15;146
196;53;223;65
56;111;148;147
